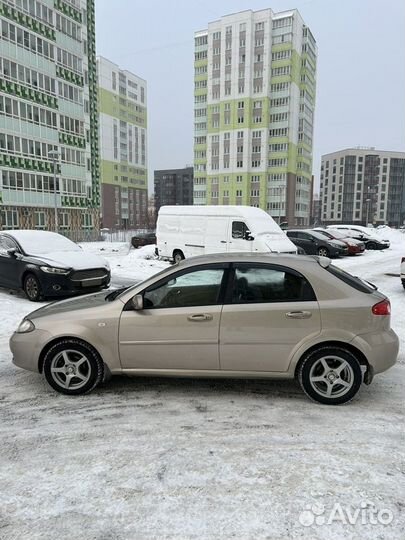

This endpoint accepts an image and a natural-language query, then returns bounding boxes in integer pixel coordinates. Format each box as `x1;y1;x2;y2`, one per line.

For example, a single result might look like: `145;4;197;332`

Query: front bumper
39;270;111;297
10;328;52;372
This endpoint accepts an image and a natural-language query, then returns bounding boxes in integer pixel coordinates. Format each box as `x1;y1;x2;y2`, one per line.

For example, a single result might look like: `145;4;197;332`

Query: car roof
174;252;320;269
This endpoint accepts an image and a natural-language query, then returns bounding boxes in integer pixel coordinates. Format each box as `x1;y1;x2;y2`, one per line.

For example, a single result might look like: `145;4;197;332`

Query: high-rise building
97;56;147;229
0;0;100;233
320;148;405;227
154;166;193;215
193;8;317;226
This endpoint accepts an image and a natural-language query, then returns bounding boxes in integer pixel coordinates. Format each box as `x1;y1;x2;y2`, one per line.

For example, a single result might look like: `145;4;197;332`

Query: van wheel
173;250;184;264
298;346;362;405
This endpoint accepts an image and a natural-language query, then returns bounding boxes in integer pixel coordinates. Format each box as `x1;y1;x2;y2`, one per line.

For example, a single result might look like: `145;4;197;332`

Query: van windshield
248;218;283;235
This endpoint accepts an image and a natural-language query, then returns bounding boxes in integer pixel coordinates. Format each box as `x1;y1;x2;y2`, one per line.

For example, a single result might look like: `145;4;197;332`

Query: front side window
143;267;226;309
232;265;315;304
0;235;17;254
232;221;248;239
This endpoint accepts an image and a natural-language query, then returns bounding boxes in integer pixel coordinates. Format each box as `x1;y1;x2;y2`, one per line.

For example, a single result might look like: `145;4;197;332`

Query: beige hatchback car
10;253;398;405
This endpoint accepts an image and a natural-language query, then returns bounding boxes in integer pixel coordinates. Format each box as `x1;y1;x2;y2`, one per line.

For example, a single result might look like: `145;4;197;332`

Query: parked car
327;225;390;250
131;232;156;249
156;205;297;263
401;257;405;290
10;253;398;404
286;230;349;258
0;230;110;301
313;228;365;255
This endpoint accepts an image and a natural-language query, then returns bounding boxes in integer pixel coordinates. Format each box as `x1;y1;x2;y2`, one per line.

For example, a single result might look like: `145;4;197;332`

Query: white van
156;205;297;262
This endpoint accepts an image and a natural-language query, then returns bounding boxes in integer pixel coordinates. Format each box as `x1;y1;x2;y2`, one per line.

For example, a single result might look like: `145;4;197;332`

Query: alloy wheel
309;355;354;399
50;349;91;390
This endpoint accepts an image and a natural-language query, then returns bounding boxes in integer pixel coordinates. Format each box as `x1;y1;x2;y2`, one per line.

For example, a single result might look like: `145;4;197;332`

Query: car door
0;235;21;288
204;217;230;254
227;220;253;253
219;263;321;372
119;264;229;370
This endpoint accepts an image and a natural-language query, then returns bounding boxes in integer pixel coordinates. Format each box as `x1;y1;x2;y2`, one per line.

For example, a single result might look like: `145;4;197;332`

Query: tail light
372;299;391;316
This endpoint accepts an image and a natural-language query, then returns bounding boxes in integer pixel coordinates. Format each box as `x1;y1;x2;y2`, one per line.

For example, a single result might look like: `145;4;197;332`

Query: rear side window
231;265;316;304
324;264;375;293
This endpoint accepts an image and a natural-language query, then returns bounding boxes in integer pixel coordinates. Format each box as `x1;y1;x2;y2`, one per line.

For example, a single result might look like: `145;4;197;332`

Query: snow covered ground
0;231;404;539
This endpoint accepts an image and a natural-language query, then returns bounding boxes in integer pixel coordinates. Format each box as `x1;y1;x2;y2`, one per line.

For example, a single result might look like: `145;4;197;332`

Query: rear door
219;263;321;372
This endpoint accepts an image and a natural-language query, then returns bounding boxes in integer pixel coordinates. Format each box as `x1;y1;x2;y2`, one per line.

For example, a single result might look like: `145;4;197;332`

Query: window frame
124;263;231;311
224;262;317;305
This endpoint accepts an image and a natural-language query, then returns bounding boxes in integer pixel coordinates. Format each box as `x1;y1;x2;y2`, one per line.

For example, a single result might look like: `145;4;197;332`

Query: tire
298;346;362;405
173;250;185;264
43;339;104;395
367;242;377;250
23;273;42;302
317;247;329;257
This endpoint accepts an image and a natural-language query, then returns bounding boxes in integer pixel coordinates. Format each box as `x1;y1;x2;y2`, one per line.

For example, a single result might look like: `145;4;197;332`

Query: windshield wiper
105;287;128;301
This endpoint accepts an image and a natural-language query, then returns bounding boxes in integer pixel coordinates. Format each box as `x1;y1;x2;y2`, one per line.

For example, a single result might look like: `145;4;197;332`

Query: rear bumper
351;328;399;375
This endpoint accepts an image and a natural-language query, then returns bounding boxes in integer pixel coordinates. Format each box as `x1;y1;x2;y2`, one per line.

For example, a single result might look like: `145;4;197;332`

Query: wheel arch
38;336;104;374
293;340;369;379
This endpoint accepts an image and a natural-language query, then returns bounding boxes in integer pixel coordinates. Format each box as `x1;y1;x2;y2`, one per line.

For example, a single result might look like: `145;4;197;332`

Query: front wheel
367;242;377;250
173;250;185;264
298;347;362;405
317;247;329;257
23;273;42;302
43;339;104;395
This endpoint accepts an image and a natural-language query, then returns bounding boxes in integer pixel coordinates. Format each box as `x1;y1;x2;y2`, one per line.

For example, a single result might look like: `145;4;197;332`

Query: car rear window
324;264;376;293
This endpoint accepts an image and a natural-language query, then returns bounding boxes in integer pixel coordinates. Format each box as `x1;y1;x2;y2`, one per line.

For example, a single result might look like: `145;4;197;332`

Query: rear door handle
285;311;312;319
187;314;213;322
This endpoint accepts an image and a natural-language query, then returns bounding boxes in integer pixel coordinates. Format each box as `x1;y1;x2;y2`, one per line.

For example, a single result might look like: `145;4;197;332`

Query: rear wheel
43;339;104;395
173;250;185;264
317;247;329;257
23;273;42;302
298;346;362;405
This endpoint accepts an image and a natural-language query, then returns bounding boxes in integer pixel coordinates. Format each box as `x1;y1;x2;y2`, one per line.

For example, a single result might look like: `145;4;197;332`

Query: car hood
259;232;297;253
27;290;111;320
25;251;109;270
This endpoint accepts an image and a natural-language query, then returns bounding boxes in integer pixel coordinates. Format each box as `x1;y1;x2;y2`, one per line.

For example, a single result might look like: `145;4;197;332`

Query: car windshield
326;229;346;239
308;230;331;241
12;232;81;255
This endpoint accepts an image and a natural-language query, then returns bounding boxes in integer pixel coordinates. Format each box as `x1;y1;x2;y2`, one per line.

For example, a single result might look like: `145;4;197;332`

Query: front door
119;264;228;370
219;263;321;372
0;235;20;288
228;220;253;253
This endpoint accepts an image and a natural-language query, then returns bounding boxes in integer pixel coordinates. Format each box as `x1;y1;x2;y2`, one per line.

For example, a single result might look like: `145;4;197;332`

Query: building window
0;210;19;229
59;213;70;230
34;211;46;229
81;213;93;229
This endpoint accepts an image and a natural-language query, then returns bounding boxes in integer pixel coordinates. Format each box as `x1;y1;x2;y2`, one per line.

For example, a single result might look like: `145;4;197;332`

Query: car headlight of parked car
16;319;35;334
40;266;70;275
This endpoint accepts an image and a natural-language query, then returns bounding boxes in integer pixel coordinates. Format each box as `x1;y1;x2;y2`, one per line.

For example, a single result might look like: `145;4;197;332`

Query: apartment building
320;148;405;227
154;166;193;215
193;8;317;226
97;56;147;229
0;0;99;232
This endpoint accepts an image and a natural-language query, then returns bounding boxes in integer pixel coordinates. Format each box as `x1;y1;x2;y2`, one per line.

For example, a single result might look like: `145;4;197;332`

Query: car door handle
285;311;312;319
187;314;213;322
220;240;227;243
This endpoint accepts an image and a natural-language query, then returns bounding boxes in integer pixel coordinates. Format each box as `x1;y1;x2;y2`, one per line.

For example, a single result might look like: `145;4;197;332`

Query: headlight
16;319;35;333
40;266;70;275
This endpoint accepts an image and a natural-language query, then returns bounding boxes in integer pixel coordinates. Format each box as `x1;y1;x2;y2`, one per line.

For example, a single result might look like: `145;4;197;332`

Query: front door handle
285;311;312;319
187;314;213;322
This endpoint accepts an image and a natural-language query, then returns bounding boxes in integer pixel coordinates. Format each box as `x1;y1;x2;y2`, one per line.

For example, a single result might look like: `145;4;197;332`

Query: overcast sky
96;0;405;194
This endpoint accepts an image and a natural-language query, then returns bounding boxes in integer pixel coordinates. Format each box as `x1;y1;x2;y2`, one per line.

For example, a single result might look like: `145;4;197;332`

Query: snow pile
79;242;169;282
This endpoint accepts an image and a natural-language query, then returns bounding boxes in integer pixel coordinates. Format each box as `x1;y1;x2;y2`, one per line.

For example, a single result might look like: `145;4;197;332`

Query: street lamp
48;150;60;232
278;185;285;224
365;198;371;226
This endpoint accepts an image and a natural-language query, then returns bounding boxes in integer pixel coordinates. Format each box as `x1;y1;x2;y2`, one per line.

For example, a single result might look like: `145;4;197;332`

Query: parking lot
0;233;404;539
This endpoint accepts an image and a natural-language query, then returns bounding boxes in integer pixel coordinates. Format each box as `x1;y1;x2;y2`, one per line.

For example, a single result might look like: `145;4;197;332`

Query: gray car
10;253;398;405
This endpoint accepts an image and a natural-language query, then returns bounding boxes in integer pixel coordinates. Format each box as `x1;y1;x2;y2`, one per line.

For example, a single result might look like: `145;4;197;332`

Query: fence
60;228;153;244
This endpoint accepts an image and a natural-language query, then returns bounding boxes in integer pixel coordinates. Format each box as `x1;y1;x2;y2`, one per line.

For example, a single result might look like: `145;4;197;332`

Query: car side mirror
7;248;18;257
244;230;254;241
131;294;144;310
